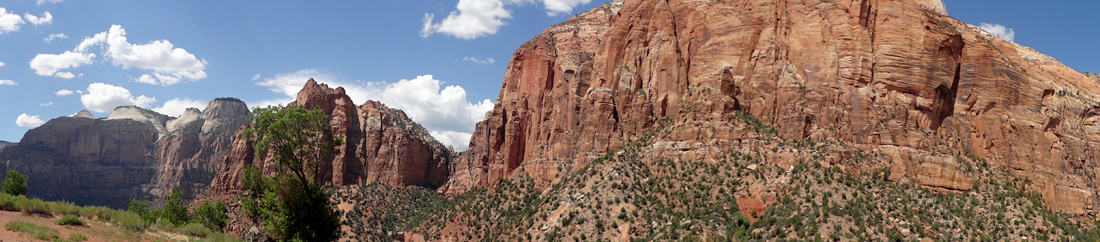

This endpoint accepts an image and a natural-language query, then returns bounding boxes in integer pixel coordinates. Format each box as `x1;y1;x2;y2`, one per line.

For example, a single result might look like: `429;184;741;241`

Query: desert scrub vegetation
5;221;59;240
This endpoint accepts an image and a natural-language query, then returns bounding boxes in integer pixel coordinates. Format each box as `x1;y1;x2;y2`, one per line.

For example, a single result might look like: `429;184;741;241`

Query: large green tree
240;106;342;241
2;169;28;196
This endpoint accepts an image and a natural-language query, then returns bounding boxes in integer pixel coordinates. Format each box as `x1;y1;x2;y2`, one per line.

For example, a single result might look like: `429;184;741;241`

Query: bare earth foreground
0;210;187;242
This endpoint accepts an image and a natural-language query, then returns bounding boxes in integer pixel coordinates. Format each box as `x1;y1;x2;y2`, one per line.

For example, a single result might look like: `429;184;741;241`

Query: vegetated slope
445;0;1100;219
334;117;1099;241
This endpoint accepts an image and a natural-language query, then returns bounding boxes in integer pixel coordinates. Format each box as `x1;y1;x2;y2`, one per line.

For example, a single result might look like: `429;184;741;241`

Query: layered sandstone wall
445;0;1100;217
206;80;451;196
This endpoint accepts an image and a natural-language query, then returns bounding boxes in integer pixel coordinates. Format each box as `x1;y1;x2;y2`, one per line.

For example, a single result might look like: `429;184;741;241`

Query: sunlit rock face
206;79;451;197
444;0;1100;217
0;99;249;208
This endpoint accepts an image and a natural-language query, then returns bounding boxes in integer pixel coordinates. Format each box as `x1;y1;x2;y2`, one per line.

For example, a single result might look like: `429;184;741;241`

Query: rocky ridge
443;0;1100;220
0;99;248;208
206;79;451;197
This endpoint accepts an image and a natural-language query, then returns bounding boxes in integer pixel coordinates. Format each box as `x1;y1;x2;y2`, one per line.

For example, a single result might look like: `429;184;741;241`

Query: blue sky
0;0;1097;150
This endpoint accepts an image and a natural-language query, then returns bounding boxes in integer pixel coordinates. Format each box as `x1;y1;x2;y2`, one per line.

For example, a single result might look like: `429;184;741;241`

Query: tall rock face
0;99;249;208
207;79;451;196
446;0;1100;217
0;141;14;152
146;98;250;200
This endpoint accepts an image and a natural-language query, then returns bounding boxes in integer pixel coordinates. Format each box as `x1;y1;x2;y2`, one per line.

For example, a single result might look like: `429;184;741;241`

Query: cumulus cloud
73;25;207;85
978;23;1015;42
23;12;51;26
15;113;45;128
0;8;24;34
255;69;494;150
29;51;95;77
0;80;15;85
133;74;157;84
43;33;67;43
54;72;77;79
421;0;594;39
152;98;204;117
421;0;511;39
54;89;74;96
36;0;63;5
461;56;495;65
80;82;157;113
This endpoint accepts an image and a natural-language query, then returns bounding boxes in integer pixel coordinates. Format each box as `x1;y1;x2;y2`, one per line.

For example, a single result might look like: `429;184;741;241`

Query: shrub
204;232;246;242
78;206;116;221
51;200;80;215
178;222;213;237
161;188;190;225
192;199;229;231
18;197;50;216
119;213;147;231
0;193;18;211
5;221;59;240
57;214;85;226
152;218;176;231
1;169;28;196
69;233;88;241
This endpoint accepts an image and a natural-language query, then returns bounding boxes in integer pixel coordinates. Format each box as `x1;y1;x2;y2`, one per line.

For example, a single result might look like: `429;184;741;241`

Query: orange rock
446;0;1100;217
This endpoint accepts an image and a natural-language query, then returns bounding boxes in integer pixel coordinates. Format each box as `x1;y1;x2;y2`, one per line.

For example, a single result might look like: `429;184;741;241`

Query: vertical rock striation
445;0;1100;217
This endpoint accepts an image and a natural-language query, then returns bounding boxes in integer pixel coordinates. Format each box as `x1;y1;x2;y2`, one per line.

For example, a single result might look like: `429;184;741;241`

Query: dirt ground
0;210;185;242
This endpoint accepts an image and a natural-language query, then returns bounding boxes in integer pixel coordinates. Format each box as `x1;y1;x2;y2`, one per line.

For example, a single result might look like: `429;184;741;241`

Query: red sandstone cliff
444;0;1100;217
206;79;451;196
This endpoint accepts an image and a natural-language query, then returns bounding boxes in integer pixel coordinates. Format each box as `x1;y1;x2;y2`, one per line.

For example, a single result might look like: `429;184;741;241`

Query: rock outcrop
0;99;248;208
0;141;14;152
1086;72;1100;83
444;0;1100;218
207;79;451;196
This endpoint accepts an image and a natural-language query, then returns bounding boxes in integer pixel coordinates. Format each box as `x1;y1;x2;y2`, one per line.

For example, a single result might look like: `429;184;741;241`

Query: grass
5;221;59;240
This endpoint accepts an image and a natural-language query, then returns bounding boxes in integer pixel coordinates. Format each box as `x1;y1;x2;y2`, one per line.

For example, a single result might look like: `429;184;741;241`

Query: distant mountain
0;98;248;208
0;141;14;152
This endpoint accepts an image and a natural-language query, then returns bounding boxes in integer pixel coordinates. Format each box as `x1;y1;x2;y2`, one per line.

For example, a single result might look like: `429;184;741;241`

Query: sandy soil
0;210;181;242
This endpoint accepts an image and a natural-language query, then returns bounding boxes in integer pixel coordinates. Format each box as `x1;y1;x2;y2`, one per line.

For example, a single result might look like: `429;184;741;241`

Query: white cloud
55;89;74;96
0;8;24;34
74;25;208;85
36;0;63;5
421;0;512;39
0;80;15;85
43;33;67;43
23;12;51;26
29;51;95;77
256;69;494;150
54;71;76;79
133;74;158;84
0;62;5;67
251;74;261;81
152;98;204;117
15;113;45;128
421;0;595;39
39;102;52;107
461;56;496;65
80;82;157;113
978;23;1015;42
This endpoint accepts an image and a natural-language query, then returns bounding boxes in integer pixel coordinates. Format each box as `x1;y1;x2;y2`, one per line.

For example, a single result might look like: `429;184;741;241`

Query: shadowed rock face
0;141;14;152
444;0;1100;217
0;99;249;208
206;79;451;196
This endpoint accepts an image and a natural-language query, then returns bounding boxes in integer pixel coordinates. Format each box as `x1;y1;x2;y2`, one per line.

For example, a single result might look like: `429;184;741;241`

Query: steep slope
445;0;1100;220
0;99;249;208
206;79;451;197
0;141;14;152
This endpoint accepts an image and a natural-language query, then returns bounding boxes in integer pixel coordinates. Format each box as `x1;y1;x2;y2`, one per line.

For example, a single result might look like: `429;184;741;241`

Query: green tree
2;169;28;196
240;106;342;242
192;199;229;232
161;188;190;225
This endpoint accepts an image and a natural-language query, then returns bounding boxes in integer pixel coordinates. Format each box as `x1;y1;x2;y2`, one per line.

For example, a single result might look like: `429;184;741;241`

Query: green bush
0;193;18;211
119;213;147;231
192;199;229;231
1;169;28;196
5;221;59;240
69;233;88;241
162;188;190;225
152;218;176;231
78;206;117;221
51;200;80;216
202;232;246;242
18;197;50;216
178;222;213;237
57;214;85;226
